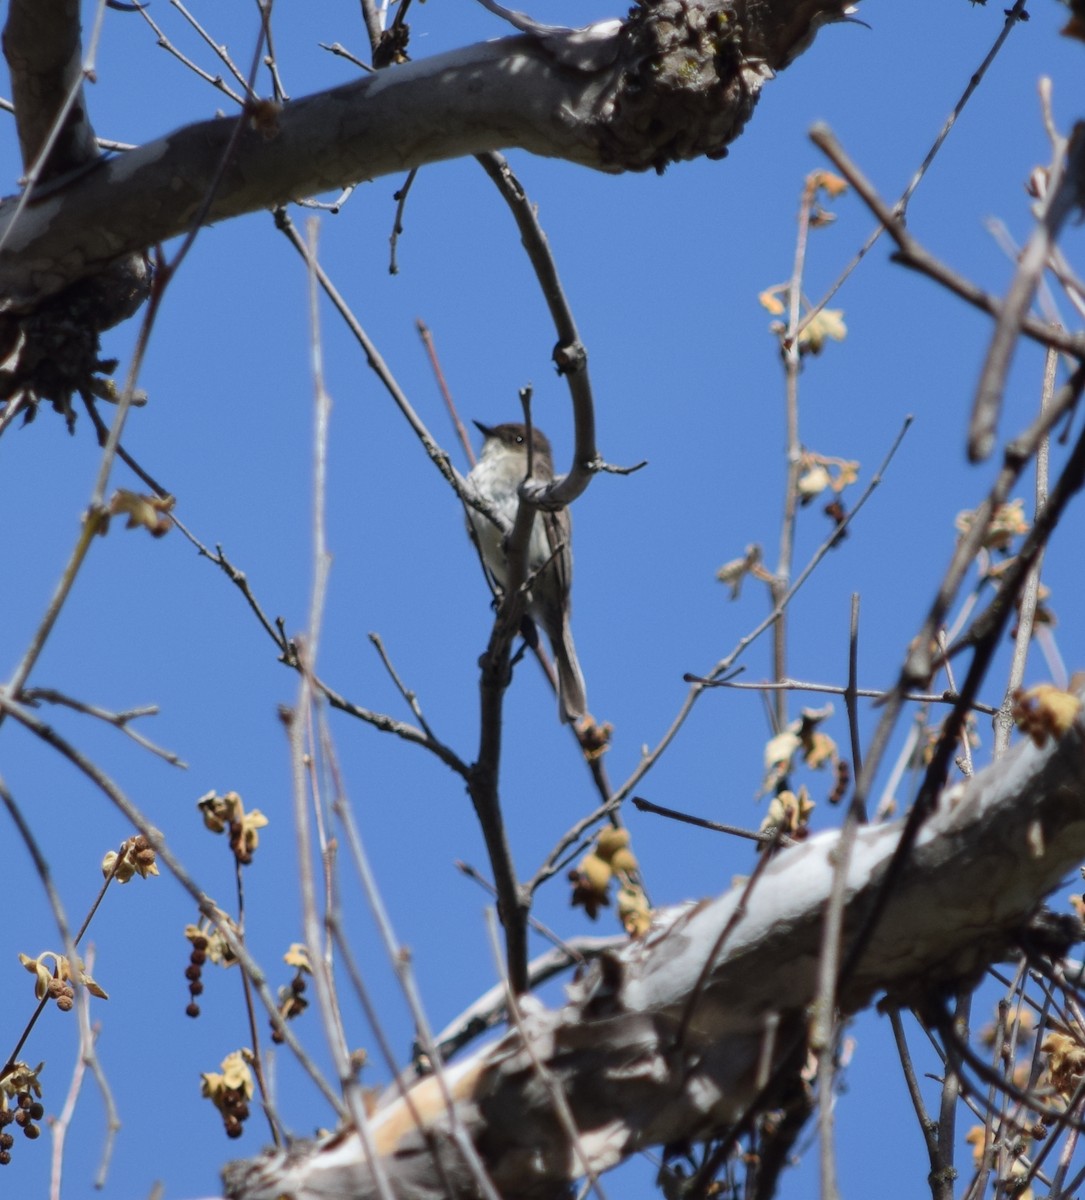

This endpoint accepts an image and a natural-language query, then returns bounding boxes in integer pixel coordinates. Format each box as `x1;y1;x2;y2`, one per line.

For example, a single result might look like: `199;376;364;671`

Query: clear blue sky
3;1;1085;1197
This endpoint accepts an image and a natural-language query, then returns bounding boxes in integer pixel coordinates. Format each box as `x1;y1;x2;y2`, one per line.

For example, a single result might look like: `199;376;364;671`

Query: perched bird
466;420;587;723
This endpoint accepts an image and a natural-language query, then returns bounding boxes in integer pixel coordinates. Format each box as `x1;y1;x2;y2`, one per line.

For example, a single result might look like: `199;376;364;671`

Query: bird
466;420;587;723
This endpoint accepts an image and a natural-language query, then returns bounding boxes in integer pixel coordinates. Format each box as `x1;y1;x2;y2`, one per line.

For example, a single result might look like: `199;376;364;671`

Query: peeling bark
224;703;1085;1200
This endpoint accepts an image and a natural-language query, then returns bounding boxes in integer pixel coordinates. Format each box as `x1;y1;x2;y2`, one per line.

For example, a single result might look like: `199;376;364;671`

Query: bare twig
389;169;418;275
318;41;374;72
604;415;912;815
770;171;819;733
417;319;475;466
994;345;1056;756
691;675;997;715
843;594;863;801
233;854;281;1145
887;1009;945;1196
810;124;1085;364
631;796;783;845
49;1017;95;1200
135;2;248;103
475;152;597;506
969;125;1085;461
798;0;1030;338
0;691;344;1115
368;633;437;740
333;777;505;1200
274;209;479;512
19;687;186;766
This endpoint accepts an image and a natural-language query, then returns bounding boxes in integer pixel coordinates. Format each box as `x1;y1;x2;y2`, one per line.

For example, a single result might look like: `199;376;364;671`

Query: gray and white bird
466;420;587;723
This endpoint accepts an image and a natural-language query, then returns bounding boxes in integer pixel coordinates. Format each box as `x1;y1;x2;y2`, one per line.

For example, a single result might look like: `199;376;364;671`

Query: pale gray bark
224;699;1085;1200
0;0;854;313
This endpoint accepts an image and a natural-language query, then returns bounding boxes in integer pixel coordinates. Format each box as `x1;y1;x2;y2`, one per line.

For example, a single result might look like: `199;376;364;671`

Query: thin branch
274;209;477;512
797;0;1030;338
389;169;418;275
318;41;375;72
809;603;874;1199
887;1009;944;1193
631;796;783;845
934;990;969;1200
843;594;863;802
49;1018;94;1200
690;675;998;715
0;691;345;1116
475;152;597;507
173;520;471;774
286;221;375;1150
333;778;505;1200
809;124;1085;363
367;633;438;740
603;414;911;815
994;344;1056;756
969;125;1085;461
417;319;475;467
770;170;818;733
233;856;281;1145
19;687;187;766
169;0;256;94
134;2;248;104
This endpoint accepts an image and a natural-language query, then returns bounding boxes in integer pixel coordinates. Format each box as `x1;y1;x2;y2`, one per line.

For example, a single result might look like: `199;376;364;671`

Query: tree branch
0;0;854;311
224;693;1085;1200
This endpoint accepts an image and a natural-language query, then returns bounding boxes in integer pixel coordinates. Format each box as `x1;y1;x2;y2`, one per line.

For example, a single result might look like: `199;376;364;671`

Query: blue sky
3;0;1085;1197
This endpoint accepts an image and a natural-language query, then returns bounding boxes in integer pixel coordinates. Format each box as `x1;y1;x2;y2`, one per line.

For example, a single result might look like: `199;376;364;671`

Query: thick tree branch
225;695;1085;1200
0;0;853;313
3;0;98;178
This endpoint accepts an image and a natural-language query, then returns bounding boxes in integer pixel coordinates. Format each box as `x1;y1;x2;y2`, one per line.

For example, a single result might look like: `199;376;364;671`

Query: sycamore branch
0;0;853;313
224;693;1085;1200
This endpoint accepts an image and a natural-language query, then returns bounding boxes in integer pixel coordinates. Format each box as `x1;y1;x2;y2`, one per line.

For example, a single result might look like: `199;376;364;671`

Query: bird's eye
515;434;524;444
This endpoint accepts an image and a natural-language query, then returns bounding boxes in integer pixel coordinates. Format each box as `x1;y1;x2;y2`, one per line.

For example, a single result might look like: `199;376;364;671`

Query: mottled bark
0;0;854;313
225;699;1085;1200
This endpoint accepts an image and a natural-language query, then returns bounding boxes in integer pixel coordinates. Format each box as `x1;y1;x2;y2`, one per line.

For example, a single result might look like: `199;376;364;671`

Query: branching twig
969;124;1085;461
135;2;249;103
0;691;345;1115
368;632;437;740
797;0;1030;338
602;415;911;817
810;124;1085;364
19;687;186;766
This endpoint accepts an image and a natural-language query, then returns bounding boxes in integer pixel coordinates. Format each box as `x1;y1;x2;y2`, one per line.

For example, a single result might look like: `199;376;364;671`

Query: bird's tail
550;623;587;724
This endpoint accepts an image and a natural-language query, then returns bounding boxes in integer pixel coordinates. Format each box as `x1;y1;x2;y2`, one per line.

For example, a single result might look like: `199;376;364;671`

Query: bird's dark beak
473;419;496;439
